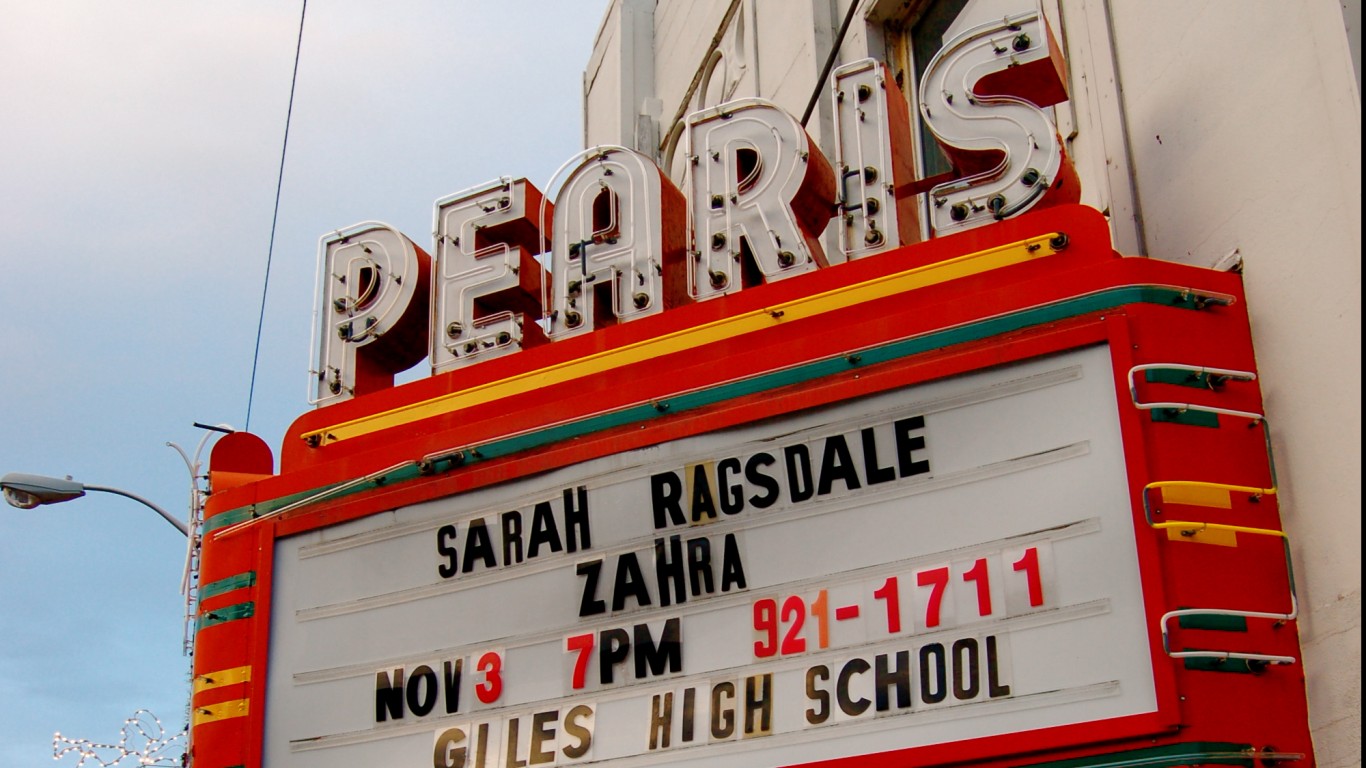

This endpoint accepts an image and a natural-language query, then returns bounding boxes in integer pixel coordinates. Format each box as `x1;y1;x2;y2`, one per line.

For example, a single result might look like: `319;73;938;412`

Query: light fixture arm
83;484;189;537
2;472;190;537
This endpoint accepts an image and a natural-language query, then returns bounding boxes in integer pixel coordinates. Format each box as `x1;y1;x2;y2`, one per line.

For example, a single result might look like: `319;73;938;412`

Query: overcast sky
0;2;605;762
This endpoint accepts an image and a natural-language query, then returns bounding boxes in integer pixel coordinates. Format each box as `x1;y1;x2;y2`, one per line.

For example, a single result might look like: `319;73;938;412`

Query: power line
801;0;861;127
246;0;308;433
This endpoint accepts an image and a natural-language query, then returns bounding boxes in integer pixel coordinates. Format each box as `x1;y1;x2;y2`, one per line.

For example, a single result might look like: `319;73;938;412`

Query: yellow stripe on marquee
193;698;249;726
1147;481;1280;548
1163;524;1240;548
1158;484;1233;509
193;665;252;693
303;233;1064;446
1159;520;1291;549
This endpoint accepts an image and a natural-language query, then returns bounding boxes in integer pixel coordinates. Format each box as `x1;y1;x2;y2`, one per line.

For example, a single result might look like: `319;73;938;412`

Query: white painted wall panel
752;0;825;108
655;0;735;130
1106;3;1361;764
585;1;624;148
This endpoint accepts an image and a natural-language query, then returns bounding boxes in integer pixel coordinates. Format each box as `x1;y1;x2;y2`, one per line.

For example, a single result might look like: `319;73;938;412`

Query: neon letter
832;59;921;258
918;9;1079;235
546;147;688;339
687;99;835;299
431;177;551;373
313;223;431;405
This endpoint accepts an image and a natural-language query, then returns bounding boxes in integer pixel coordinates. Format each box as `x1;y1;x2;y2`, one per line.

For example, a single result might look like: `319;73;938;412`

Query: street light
1;472;189;536
6;429;231;764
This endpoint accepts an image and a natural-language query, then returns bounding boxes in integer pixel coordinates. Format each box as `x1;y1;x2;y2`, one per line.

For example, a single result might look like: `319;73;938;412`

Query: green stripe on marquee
1177;613;1248;632
1150;408;1222;428
199;572;256;600
1145;367;1221;389
1015;741;1257;767
204;285;1216;532
195;602;255;632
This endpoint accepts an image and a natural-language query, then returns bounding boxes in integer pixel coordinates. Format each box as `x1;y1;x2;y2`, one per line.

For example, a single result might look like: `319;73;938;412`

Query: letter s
919;8;1079;235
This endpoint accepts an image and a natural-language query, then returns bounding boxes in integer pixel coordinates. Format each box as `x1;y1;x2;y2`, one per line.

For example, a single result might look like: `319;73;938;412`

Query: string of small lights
52;710;185;767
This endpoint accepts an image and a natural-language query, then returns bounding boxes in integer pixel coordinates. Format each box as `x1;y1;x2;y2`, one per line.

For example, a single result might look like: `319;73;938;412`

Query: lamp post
4;424;233;766
1;472;189;536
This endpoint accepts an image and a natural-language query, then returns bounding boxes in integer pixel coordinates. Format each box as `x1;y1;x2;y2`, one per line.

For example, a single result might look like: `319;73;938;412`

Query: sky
0;2;606;763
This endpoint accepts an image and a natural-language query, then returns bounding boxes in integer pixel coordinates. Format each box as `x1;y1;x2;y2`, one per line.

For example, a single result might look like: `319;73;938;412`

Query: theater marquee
265;345;1150;767
188;9;1312;767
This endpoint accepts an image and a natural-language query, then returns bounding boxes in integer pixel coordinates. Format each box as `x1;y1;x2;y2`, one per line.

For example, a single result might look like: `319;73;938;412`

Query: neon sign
195;8;1316;765
919;9;1079;234
314;22;1075;407
432;178;553;373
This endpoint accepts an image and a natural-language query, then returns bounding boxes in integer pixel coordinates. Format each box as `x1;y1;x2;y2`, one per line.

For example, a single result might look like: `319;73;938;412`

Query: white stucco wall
584;1;1362;763
1107;3;1361;765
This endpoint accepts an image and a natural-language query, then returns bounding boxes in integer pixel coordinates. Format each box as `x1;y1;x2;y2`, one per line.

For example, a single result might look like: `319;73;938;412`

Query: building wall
583;0;1361;763
1106;4;1362;765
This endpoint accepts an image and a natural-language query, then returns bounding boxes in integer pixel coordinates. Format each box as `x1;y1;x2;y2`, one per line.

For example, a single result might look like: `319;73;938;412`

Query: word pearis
314;44;1073;405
